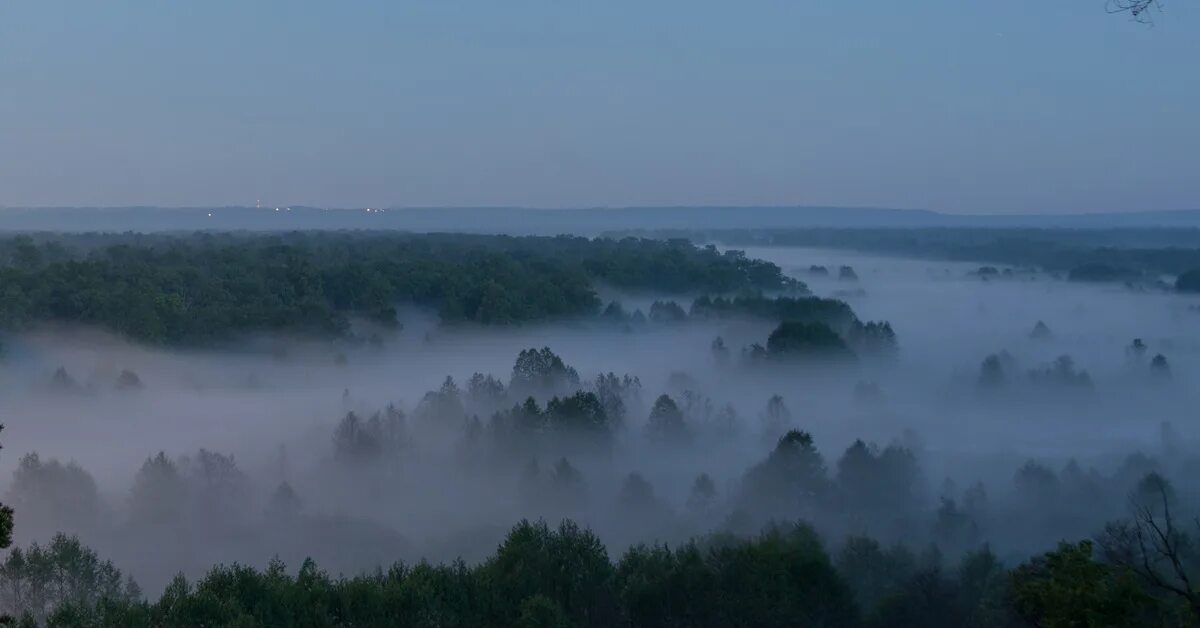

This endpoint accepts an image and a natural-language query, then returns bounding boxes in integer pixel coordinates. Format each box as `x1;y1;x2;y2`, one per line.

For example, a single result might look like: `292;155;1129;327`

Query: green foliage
618;523;859;628
1009;540;1158;627
12;518;870;627
837;537;917;612
846;321;897;356
515;594;571;628
705;522;861;627
480;519;616;627
739;430;831;518
0;534;140;625
765;321;854;359
466;373;507;410
842;543;1014;628
869;567;964;628
646;395;688;443
835;441;920;515
616;543;713;627
601;300;627;322
511;348;581;396
414;377;466;424
592;373;640;427
545;392;610;435
955;547;1014;627
9;518;1200;627
0;233;796;344
690;294;856;328
333;406;407;462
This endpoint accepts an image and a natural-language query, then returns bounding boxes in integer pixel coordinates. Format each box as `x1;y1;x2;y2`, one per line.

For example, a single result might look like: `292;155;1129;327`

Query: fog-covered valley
8;0;1199;620
4;242;1197;612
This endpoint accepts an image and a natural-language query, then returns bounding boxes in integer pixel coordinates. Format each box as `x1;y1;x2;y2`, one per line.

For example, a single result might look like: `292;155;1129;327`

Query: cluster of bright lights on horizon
202;206;388;218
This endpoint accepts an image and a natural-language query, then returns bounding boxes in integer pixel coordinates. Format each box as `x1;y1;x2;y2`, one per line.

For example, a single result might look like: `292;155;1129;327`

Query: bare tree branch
1107;0;1162;23
1100;480;1200;618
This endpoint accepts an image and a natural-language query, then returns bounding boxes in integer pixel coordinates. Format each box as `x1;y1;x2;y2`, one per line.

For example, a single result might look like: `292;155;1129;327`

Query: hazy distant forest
0;229;1199;627
608;228;1200;290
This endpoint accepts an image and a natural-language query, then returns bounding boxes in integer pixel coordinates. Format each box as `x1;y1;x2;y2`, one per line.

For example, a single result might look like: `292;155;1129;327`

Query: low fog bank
3;247;1199;593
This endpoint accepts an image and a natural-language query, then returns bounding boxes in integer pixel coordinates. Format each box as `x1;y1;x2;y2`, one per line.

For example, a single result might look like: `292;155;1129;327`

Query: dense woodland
0;233;796;344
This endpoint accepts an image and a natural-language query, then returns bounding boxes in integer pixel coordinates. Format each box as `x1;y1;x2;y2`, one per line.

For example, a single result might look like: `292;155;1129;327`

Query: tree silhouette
0;426;11;549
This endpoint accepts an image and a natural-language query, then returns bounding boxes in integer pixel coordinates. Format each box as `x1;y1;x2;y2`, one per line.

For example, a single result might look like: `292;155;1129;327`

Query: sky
0;1;1196;213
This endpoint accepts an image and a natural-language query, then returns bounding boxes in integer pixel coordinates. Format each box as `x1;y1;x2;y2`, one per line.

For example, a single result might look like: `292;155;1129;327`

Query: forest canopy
0;233;799;344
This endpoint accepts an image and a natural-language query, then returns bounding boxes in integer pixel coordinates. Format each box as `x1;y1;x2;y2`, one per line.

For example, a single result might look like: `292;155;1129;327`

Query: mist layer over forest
1;231;1199;625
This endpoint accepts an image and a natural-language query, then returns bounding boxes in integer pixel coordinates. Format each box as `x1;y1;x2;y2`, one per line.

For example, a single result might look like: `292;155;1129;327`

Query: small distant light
275;207;280;212
207;213;213;217
366;208;372;212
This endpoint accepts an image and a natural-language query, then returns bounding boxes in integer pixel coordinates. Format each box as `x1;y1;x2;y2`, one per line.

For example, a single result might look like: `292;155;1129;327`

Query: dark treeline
688;294;855;328
607;227;1200;289
0;518;988;627
4;493;1199;627
603;293;854;330
0;233;797;344
602;295;893;361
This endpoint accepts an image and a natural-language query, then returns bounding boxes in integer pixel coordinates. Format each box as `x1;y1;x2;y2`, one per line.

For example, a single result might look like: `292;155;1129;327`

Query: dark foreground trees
8;520;860;628
1098;474;1200;620
617;523;858;628
0;535;140;625
6;511;1200;627
0;426;12;552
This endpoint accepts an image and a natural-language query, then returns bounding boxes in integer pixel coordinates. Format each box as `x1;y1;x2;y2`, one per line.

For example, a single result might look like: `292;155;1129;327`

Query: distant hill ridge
2;205;1198;233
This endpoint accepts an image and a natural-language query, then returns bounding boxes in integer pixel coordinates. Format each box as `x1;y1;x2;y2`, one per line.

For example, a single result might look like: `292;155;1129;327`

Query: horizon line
0;204;1197;217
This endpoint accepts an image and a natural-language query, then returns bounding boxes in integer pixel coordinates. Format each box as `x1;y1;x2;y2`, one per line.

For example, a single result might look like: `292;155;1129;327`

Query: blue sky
1;1;1196;213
